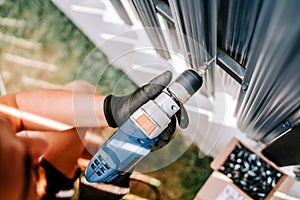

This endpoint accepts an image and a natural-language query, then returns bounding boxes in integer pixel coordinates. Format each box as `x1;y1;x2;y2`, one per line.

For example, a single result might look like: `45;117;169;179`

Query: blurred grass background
0;0;212;199
0;0;136;94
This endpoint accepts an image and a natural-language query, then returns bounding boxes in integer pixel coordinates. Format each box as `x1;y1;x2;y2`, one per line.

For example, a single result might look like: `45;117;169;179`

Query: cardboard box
194;171;251;200
195;138;294;200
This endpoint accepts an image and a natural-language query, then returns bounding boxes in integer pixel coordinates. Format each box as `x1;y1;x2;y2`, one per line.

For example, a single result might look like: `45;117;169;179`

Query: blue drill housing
85;117;159;183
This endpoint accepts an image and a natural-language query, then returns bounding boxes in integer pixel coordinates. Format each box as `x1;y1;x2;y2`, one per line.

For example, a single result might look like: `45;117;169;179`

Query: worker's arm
15;89;109;131
0;71;174;137
0;89;109;132
0;93;24;133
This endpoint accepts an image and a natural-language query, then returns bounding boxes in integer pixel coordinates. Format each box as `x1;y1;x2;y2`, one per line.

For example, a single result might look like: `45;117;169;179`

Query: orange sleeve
0;94;23;133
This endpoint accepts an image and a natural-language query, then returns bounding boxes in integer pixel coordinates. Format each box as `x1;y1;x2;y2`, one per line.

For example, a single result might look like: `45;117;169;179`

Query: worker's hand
104;70;172;127
154;116;177;149
103;70;178;149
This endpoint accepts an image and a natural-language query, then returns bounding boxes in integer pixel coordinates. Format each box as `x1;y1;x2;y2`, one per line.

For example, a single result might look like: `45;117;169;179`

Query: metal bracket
151;0;246;84
152;0;174;23
217;48;245;84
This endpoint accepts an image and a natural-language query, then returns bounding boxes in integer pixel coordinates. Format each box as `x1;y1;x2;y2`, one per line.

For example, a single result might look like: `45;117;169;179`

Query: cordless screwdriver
85;69;203;183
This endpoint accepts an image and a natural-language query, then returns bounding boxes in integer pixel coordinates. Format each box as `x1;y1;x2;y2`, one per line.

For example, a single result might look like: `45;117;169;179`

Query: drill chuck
167;69;202;104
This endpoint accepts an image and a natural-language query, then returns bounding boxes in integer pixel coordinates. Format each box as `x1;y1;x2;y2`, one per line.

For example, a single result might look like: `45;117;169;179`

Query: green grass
0;0;136;94
130;141;213;200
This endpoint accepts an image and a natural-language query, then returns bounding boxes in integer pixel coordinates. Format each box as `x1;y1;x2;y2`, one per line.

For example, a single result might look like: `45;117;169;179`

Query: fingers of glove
155;116;177;149
149;70;172;87
143;70;172;99
128;70;172;114
175;103;189;129
105;71;172;127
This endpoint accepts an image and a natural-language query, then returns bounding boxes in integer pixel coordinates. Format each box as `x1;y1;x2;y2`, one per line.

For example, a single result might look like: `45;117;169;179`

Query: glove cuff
103;95;118;128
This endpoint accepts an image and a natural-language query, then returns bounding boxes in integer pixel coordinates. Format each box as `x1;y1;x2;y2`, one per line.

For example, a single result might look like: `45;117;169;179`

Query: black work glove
103;70;178;149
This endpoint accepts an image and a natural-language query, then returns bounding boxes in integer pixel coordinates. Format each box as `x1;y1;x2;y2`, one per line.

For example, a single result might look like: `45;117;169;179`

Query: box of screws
210;138;294;200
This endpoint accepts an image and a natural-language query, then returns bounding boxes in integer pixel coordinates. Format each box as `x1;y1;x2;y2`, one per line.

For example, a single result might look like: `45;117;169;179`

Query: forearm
0;94;23;132
15;89;109;131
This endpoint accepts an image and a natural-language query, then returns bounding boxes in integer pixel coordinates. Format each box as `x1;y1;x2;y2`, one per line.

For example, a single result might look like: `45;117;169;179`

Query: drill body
85;69;202;183
85;92;179;183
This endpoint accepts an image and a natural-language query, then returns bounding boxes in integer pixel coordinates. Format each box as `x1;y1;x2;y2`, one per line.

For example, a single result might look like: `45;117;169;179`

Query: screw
242;83;249;91
219;142;282;199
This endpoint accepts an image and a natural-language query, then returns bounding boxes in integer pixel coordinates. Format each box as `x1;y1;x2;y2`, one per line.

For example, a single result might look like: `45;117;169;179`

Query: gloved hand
103;70;179;149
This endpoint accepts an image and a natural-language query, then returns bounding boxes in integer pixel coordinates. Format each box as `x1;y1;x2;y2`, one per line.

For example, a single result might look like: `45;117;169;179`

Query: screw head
242;83;249;91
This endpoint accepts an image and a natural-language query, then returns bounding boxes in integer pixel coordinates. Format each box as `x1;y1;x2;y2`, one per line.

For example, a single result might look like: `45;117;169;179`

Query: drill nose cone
175;69;203;96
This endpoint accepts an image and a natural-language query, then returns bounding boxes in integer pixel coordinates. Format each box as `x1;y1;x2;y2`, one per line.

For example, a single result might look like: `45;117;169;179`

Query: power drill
85;69;203;183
